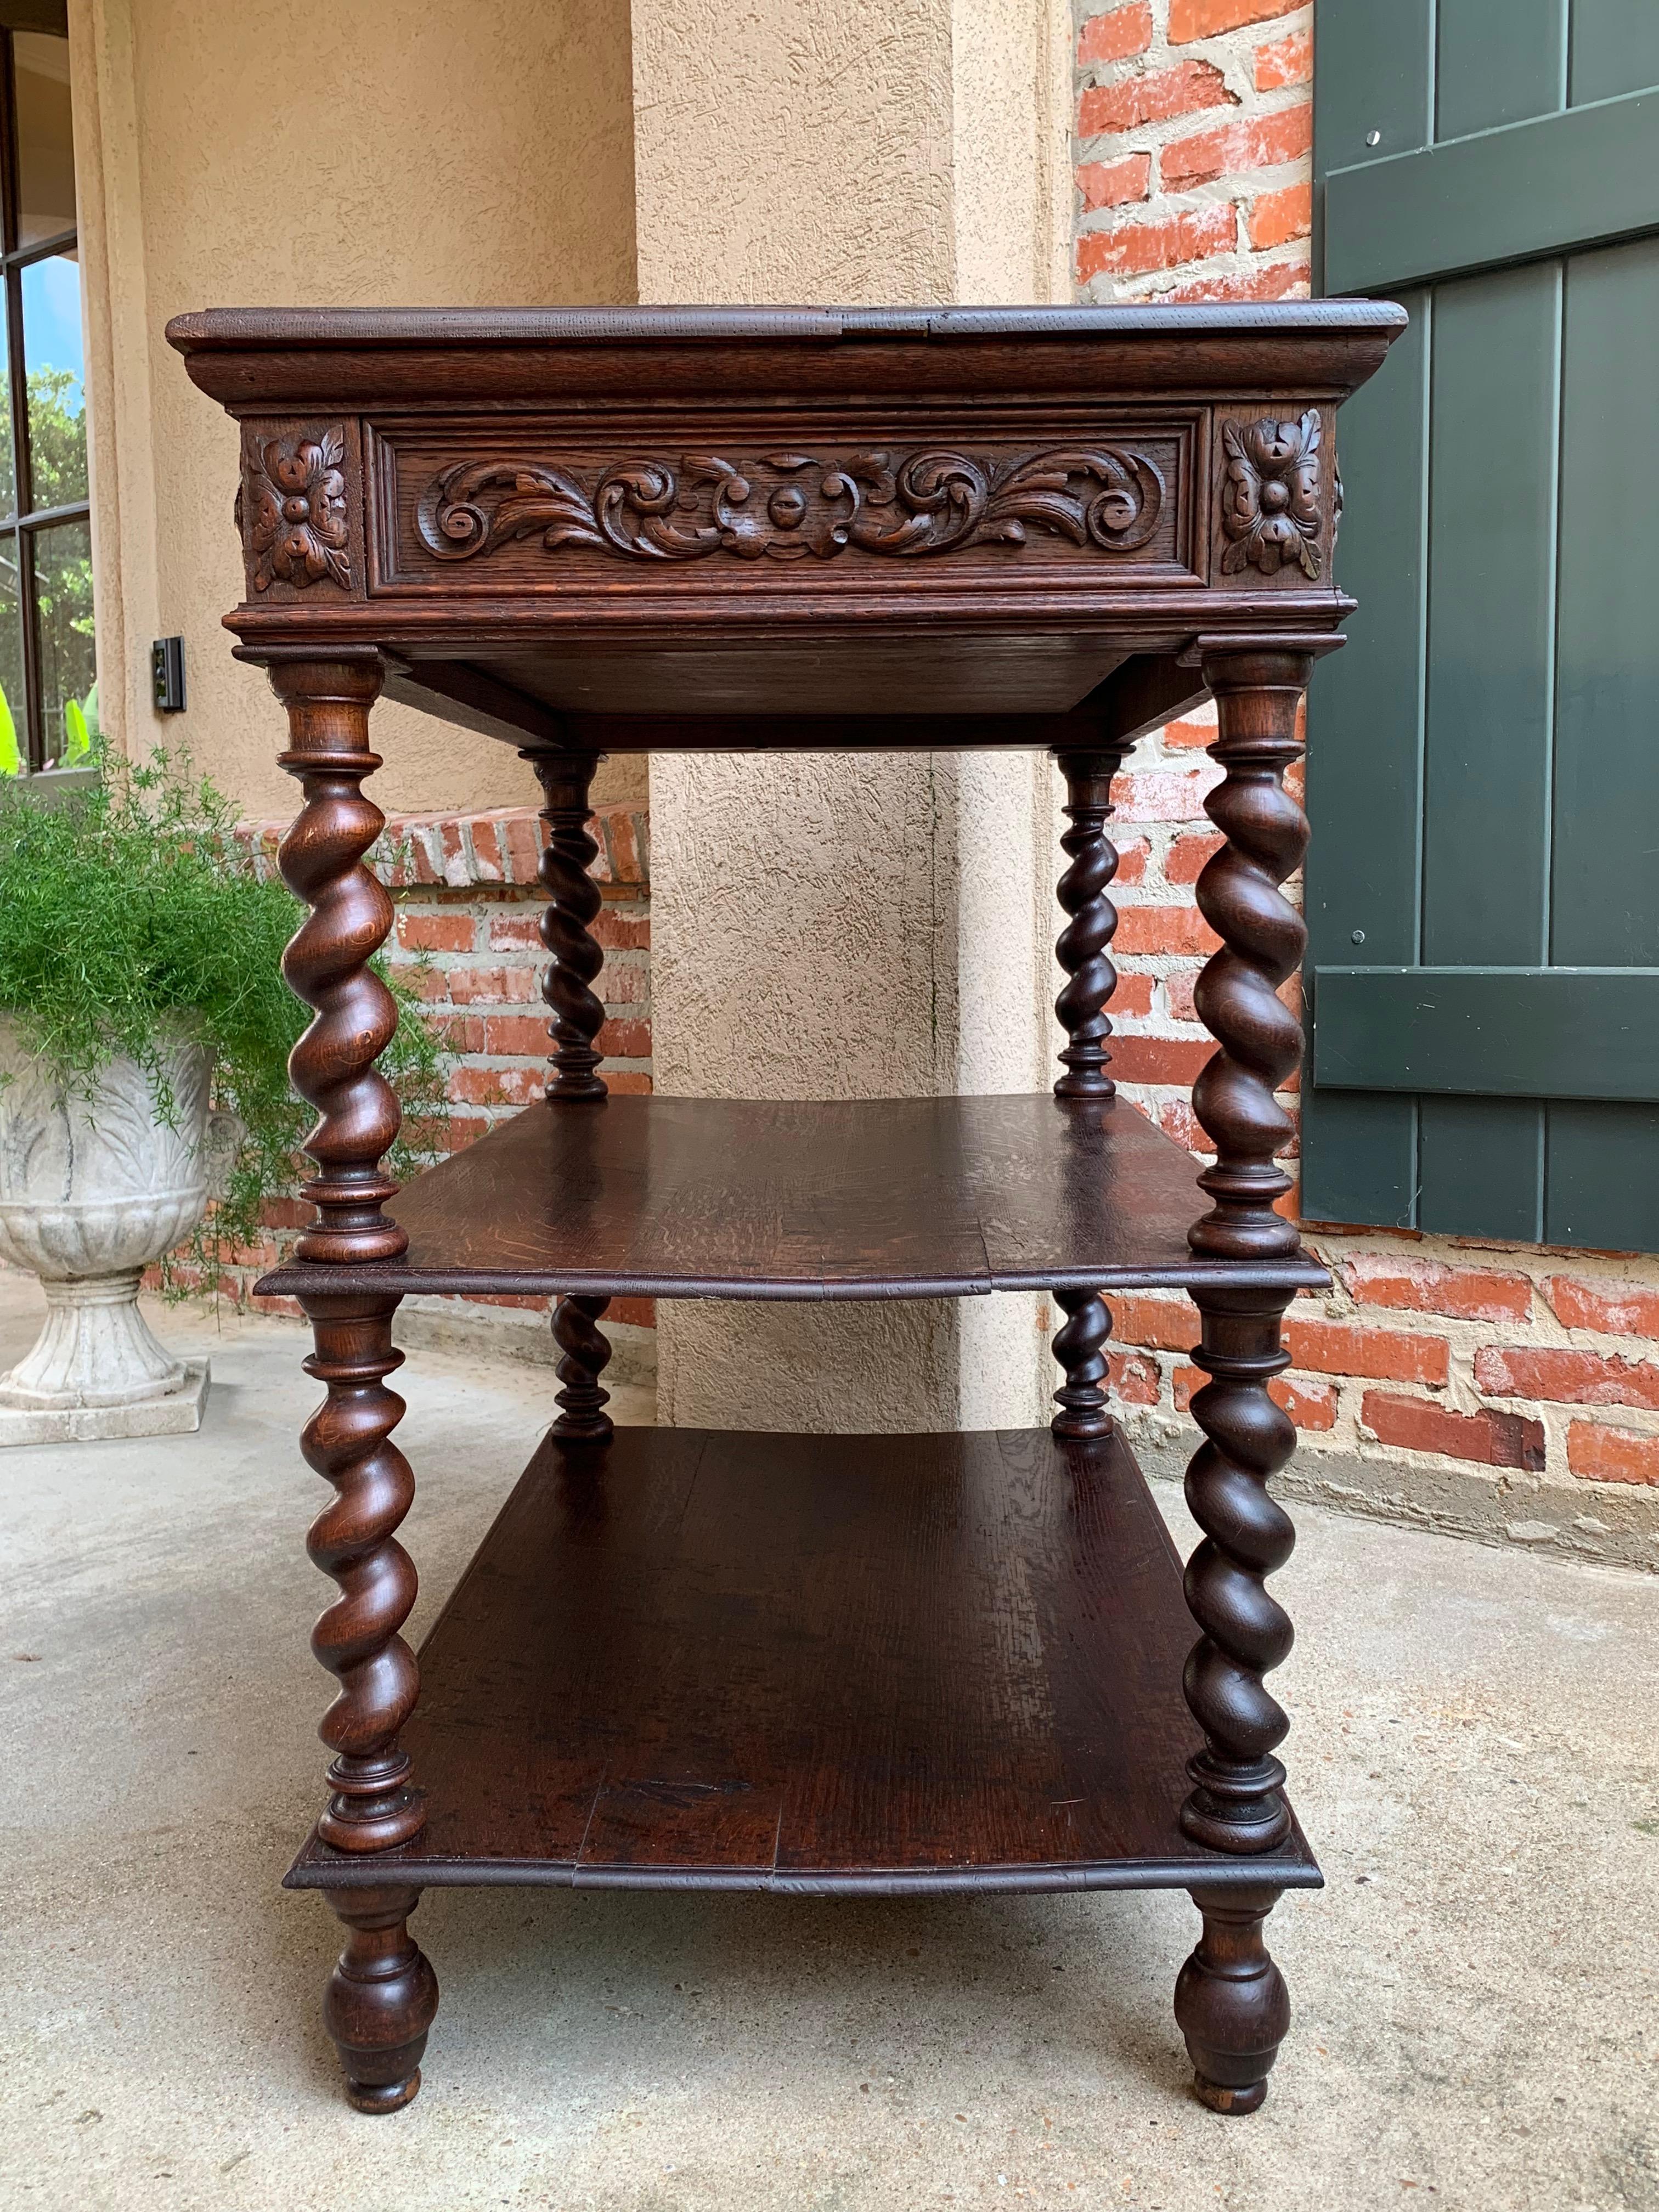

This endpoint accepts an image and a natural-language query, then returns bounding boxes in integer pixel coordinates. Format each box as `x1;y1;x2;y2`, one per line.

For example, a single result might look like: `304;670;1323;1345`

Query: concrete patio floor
1;1269;1655;2212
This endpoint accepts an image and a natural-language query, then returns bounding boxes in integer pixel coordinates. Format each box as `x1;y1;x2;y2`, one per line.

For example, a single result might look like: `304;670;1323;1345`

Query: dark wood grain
377;682;1215;757
166;301;1407;412
297;1293;426;1854
1179;1289;1300;1855
272;657;406;1265
1051;1288;1114;1439
384;649;1211;754
400;432;1184;578
529;751;608;1102
256;1093;1330;1304
1173;642;1314;1884
323;1884;438;2114
453;639;1143;723
1174;1883;1290;2115
286;1424;1320;1895
167;304;1402;715
1188;647;1313;1262
550;1293;613;1441
172;300;1408;2117
1053;748;1131;1098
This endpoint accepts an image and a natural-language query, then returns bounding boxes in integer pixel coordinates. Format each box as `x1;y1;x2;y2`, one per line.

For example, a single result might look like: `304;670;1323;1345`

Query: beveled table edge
169;300;1409;351
253;1258;1333;1302
284;1848;1324;1895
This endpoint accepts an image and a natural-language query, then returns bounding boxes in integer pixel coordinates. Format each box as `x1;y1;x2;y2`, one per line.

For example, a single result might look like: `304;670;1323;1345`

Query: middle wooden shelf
257;1092;1330;1304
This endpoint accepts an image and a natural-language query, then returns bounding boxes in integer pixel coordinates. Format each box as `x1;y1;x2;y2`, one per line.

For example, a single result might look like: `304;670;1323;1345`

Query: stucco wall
633;0;1074;1433
70;0;642;816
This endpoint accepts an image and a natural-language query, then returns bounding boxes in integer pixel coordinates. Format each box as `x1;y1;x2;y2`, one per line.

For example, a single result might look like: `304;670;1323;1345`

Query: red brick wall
378;804;652;1131
1073;4;1659;1542
1075;0;1312;303
1104;702;1659;1528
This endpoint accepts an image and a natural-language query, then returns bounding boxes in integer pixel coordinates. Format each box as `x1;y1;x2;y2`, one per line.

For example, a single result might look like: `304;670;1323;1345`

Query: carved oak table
167;302;1403;2116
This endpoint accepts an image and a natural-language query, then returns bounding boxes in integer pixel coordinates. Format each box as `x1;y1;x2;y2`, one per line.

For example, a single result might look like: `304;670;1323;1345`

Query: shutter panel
1306;0;1659;1252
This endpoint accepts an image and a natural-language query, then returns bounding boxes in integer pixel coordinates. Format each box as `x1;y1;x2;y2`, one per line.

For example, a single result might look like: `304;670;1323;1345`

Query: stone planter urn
0;1017;239;1443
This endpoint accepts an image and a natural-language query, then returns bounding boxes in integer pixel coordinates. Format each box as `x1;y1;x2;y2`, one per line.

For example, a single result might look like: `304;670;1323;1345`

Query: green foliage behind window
23;365;88;511
0;368;96;775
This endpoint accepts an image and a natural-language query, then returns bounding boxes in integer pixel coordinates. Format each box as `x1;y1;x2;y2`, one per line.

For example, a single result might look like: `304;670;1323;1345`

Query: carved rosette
243;426;352;590
1219;414;1323;581
416;445;1165;564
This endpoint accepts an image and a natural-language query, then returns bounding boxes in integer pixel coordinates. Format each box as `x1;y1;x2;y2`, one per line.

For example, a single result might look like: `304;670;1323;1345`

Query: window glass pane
32;517;94;770
0;531;21;774
14;33;75;248
22;254;86;509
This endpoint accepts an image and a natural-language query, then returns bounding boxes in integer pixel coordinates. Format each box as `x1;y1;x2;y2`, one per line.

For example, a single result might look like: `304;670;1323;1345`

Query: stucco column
632;0;1072;1432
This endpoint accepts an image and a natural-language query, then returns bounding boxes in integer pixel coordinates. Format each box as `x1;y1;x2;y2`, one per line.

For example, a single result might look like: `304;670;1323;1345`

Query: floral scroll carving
1219;413;1323;582
415;445;1166;565
242;427;352;590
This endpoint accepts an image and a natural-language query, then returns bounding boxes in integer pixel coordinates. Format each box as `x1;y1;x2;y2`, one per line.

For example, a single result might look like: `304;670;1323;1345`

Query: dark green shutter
1306;0;1659;1251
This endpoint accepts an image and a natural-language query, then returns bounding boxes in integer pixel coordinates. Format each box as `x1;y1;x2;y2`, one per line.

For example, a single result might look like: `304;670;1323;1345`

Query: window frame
0;21;88;774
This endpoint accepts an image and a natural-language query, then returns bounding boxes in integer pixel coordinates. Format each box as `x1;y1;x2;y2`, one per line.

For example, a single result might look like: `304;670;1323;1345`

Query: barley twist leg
1187;650;1311;1263
1052;747;1130;1098
552;1293;614;1440
272;657;407;1265
300;1293;425;1853
1051;1288;1113;1440
531;752;608;1102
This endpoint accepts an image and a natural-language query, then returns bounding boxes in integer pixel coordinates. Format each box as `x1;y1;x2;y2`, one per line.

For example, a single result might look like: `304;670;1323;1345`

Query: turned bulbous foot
1192;2069;1270;2117
324;1886;439;2114
1173;1884;1289;2115
345;2069;425;2115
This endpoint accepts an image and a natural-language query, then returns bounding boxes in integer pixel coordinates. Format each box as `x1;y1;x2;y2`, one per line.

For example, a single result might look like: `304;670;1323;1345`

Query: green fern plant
0;746;447;1290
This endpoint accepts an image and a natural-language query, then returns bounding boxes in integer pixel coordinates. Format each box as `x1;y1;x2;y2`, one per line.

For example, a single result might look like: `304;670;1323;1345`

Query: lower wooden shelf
255;1093;1331;1303
287;1425;1319;1898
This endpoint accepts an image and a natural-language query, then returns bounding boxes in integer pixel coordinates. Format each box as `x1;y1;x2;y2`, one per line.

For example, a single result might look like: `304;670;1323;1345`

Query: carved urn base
0;1350;211;1445
0;1018;233;1448
0;1266;211;1442
2;1267;191;1408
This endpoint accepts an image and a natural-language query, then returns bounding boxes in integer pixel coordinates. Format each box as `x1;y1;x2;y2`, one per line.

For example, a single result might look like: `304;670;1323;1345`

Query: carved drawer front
366;420;1200;591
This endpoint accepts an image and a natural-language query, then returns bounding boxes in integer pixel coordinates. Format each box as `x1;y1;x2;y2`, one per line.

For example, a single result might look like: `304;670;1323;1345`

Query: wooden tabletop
167;301;1403;747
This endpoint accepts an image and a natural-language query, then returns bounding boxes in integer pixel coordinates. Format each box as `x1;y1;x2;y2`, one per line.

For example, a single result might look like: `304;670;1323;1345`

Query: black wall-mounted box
151;636;186;714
